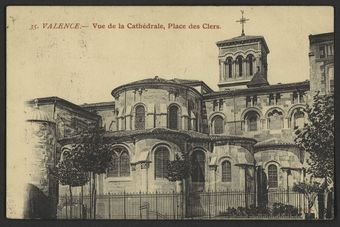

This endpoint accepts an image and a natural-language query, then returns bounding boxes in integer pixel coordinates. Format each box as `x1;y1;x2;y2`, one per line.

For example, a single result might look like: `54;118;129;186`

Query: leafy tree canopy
52;150;89;187
167;153;191;182
295;93;334;180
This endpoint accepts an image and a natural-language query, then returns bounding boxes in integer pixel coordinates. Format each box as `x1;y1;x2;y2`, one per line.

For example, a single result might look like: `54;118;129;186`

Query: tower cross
236;10;249;36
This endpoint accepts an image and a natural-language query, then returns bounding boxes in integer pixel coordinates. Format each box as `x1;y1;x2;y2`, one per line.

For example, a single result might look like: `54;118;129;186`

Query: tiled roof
169;78;201;84
81;101;115;108
216;35;269;53
58;128;257;145
204;81;310;99
254;137;295;149
309;32;334;44
25;96;100;120
216;35;264;45
118;76;203;87
111;76;211;97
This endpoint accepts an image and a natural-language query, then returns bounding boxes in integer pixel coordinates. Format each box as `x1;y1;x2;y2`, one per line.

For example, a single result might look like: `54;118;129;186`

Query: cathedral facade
26;32;334;198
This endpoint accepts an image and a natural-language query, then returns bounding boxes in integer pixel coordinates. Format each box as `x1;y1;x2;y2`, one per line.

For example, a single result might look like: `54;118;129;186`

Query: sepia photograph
6;6;334;220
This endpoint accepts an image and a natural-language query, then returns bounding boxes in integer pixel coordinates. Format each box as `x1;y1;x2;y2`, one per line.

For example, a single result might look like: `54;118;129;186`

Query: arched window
168;105;179;130
268;109;283;130
120;152;130;176
212;115;224;134
107;147;130;177
268;164;278;188
225;57;233;78
293;109;305;129
247;55;254;76
155;147;170;179
245;111;260;131
222;160;232;182
236;56;243;77
191;150;205;182
135;105;145;130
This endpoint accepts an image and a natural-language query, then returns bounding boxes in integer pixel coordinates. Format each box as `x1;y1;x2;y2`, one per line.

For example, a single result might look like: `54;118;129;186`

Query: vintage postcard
6;6;334;220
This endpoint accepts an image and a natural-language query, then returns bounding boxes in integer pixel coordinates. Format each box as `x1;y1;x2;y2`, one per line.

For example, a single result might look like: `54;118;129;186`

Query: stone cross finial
236;10;250;36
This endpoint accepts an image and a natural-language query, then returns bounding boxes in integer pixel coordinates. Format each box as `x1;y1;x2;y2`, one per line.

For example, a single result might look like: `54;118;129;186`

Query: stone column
209;165;217;192
140;162;150;192
131;115;135;130
284;118;289;129
232;60;236;78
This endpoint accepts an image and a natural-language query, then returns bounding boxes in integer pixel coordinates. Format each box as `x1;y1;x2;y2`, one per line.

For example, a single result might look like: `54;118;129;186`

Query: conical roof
25;99;53;122
247;69;269;88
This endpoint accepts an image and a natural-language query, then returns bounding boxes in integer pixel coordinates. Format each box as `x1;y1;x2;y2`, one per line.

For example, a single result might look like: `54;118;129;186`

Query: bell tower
216;11;270;90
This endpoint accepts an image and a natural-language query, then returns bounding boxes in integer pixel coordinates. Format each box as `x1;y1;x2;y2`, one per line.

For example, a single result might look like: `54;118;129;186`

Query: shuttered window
169;105;179;130
268;164;278;188
222;160;232;182
155;147;170;179
120;152;130;176
135;105;145;130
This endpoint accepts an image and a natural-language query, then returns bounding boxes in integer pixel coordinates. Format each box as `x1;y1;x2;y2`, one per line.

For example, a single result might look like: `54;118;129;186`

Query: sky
7;6;334;105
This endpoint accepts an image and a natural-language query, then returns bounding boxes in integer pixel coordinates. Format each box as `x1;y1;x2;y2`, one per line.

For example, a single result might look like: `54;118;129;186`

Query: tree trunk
69;186;73;219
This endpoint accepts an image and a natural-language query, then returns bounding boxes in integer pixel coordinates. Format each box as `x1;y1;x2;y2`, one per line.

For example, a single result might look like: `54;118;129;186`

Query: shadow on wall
23;184;55;219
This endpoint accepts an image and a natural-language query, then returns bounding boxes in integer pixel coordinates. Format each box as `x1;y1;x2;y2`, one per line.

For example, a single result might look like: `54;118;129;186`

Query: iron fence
58;191;185;219
57;190;309;219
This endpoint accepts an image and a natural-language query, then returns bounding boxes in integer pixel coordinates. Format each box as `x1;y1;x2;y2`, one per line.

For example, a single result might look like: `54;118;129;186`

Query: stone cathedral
25;28;334;205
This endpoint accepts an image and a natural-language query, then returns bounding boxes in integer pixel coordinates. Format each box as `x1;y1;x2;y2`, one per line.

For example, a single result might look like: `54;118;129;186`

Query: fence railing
57;190;309;219
58;191;185;219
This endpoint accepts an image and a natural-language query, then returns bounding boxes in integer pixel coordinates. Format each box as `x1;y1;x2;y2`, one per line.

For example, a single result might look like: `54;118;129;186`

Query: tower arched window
225;57;233;78
168;105;179;130
135;105;145;130
245;111;260;131
247;54;254;76
221;160;232;182
268;109;283;130
268;164;278;188
107;147;130;177
188;100;195;130
236;56;243;77
293;109;305;129
154;147;170;179
191;150;205;182
212;115;224;134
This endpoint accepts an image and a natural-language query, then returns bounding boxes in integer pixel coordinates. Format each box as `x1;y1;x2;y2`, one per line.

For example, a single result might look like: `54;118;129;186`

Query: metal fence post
65;195;68;219
173;190;176;220
215;191;217;217
123;190;126;219
108;193;111;219
208;190;211;219
79;194;82;219
155;191;158;220
181;190;184;219
139;191;142;219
